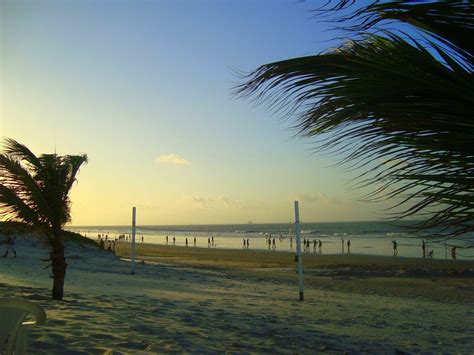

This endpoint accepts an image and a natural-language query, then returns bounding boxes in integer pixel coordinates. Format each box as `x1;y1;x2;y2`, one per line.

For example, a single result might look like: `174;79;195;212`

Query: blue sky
1;0;387;225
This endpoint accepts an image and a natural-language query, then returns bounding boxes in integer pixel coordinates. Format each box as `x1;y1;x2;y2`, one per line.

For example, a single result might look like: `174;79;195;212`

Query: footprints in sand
2;279;473;353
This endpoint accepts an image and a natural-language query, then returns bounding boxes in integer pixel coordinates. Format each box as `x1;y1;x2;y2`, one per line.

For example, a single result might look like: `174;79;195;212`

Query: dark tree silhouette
0;138;88;300
236;1;474;240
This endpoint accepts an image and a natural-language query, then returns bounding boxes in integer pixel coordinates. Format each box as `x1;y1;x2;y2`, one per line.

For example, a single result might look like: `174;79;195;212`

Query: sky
1;0;389;226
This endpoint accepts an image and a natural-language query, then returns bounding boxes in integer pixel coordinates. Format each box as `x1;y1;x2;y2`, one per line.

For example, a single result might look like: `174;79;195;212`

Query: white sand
1;235;473;353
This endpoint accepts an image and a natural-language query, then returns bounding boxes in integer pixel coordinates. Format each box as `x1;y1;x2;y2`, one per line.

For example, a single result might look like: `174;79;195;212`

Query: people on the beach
392;240;398;256
88;232;469;260
3;235;17;258
341;237;345;253
212;236;214;247
208;237;211;248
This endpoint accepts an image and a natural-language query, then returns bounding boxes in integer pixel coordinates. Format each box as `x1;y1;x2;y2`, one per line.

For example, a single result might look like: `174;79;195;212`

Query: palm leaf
236;1;474;239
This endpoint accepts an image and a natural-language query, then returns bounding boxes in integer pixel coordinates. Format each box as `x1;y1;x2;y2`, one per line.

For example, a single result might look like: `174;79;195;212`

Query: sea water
67;221;474;260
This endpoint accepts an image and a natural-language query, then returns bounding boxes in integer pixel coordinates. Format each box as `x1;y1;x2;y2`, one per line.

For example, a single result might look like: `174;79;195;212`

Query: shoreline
114;242;474;272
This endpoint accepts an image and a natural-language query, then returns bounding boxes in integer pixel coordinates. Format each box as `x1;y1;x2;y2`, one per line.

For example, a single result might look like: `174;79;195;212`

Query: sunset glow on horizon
1;0;387;226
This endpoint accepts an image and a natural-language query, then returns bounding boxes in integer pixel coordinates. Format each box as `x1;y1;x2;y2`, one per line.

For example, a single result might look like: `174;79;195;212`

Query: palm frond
316;1;474;66
3;138;45;174
0;185;41;226
0;154;53;226
236;9;474;239
0;139;87;231
62;154;88;202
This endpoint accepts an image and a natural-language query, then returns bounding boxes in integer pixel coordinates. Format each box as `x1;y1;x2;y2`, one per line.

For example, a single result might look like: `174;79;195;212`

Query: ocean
67;221;474;260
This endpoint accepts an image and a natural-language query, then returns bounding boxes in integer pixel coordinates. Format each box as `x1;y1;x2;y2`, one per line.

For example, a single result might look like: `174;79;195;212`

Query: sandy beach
1;235;474;353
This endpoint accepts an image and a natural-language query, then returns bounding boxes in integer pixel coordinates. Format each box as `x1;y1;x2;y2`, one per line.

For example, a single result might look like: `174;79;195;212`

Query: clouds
295;192;341;205
183;195;236;208
180;194;261;210
155;153;191;166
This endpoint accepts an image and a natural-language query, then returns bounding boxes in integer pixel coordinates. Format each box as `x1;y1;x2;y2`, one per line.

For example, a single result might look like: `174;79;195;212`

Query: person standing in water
341;237;345;253
318;240;322;254
194;236;196;246
392;240;398;256
185;238;188;247
3;235;17;258
451;246;457;260
347;240;351;254
246;238;250;249
422;240;426;258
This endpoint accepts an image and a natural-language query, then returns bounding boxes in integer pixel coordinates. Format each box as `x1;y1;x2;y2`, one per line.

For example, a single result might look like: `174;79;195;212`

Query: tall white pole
294;201;304;301
131;207;136;275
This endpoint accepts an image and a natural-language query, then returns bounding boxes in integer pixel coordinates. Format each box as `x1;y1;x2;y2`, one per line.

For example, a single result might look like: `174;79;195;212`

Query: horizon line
66;219;420;228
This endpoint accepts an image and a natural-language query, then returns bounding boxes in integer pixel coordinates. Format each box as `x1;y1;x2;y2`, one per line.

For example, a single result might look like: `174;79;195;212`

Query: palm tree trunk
51;233;67;300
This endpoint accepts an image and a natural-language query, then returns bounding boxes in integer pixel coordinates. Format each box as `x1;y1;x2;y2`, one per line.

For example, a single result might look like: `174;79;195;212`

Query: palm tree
236;1;474;240
0;138;88;300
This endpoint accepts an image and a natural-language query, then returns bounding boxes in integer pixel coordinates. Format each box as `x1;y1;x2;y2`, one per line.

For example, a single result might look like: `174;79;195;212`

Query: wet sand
115;241;474;271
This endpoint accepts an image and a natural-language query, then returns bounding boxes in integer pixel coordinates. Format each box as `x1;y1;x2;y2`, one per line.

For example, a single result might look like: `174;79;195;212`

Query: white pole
131;207;136;275
294;201;304;301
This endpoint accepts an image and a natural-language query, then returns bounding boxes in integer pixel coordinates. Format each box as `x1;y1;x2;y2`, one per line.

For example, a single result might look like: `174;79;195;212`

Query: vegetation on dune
236;0;474;240
0;221;97;247
0;138;88;300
